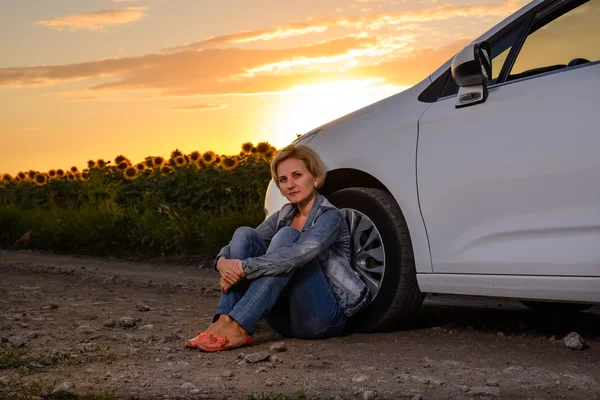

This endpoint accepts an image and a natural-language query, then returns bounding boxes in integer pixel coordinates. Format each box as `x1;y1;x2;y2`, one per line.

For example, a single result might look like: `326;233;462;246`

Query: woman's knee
232;226;259;242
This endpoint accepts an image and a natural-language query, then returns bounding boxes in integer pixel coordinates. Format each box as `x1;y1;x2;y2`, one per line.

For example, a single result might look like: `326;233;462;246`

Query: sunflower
160;165;173;176
201;151;216;165
189;151;200;162
87;160;96;169
117;161;129;171
153;156;165;167
214;155;222;166
81;170;90;181
47;170;57;179
27;170;36;180
1;174;12;183
96;159;107;168
115;155;129;165
250;146;257;154
174;155;186;167
136;162;146;172
256;141;271;155
221;156;239;171
70;166;78;173
170;149;183;159
56;169;65;178
241;142;254;153
144;158;155;168
33;173;47;186
124;166;138;180
66;172;76;180
142;169;153;178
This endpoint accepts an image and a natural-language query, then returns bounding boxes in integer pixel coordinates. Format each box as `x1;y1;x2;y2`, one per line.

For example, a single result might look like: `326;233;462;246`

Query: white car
264;0;600;331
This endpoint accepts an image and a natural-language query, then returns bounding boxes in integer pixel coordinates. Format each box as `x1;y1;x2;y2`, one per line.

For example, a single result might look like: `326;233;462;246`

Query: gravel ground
1;250;599;400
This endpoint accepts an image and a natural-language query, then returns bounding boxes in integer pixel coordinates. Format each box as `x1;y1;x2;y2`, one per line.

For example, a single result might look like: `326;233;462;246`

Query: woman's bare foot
204;314;230;335
213;317;250;347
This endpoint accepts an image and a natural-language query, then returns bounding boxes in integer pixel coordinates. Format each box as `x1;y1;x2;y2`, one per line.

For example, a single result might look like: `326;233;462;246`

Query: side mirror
451;41;492;108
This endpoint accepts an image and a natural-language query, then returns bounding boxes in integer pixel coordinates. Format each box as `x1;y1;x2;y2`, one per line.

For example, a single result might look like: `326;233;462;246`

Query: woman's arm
241;209;342;279
211;210;280;271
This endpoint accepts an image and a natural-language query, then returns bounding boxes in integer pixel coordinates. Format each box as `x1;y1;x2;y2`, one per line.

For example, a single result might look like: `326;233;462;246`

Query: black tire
328;187;425;332
520;301;594;313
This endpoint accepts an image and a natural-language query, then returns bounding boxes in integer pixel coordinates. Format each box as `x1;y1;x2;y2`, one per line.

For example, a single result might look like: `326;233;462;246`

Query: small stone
269;342;287;353
270;355;283;363
180;382;196;390
363;390;376;400
190;389;201;394
410;395;423;400
265;380;273;387
486;379;499;386
140;324;154;330
28;362;44;369
39;356;56;366
27;332;38;340
244;351;270;364
564;332;585;350
497;332;504;337
119;317;137;328
40;304;59;310
549;335;557;342
568;385;573;390
255;367;268;373
136;302;151;312
8;336;25;348
103;319;117;328
222;370;234;378
352;374;370;383
52;382;75;396
237;352;246;360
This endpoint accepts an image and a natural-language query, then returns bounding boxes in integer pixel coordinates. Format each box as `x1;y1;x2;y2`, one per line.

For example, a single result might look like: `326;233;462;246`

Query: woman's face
276;158;318;204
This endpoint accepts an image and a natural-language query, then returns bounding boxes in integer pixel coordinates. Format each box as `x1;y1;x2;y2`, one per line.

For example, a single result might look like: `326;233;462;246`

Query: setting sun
264;79;408;147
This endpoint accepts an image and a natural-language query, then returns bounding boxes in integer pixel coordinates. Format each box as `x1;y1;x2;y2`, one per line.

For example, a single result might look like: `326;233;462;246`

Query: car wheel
327;187;425;332
520;301;594;313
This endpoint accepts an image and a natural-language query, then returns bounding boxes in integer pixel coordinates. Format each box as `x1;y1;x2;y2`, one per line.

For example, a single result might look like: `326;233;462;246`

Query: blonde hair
270;144;326;189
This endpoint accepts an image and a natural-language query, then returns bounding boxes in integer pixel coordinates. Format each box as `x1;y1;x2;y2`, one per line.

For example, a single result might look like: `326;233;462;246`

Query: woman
185;144;370;352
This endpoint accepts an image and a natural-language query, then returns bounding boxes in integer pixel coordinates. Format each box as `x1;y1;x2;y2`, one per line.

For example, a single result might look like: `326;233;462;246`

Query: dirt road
1;250;599;399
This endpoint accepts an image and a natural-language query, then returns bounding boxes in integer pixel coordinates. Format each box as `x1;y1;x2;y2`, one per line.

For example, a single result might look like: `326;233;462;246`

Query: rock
363;390;377;400
410;395;423;400
255;367;268;373
103;319;117;328
119;317;137;328
40;304;59;310
244;351;270;364
190;389;201;394
468;386;500;397
222;370;234;378
564;332;585;350
136;302;151;312
352;374;370;383
39;356;56;366
52;382;75;396
270;355;283;363
8;336;25;348
269;342;287;353
486;379;499;386
180;382;196;390
237;352;246;360
140;324;154;330
27;332;38;340
28;362;44;369
265;380;273;387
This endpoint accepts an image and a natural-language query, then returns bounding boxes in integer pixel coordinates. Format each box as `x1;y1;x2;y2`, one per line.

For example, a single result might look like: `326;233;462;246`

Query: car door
416;0;600;277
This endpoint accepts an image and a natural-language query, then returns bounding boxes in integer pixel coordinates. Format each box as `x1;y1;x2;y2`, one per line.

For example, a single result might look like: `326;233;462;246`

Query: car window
508;0;600;81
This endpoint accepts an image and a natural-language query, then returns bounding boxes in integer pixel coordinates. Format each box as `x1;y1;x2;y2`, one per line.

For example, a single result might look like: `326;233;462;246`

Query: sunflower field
0;141;277;260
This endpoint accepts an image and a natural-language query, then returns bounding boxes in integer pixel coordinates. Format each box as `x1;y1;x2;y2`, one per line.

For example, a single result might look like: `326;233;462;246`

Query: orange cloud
172;104;229;110
170;0;520;49
34;7;148;31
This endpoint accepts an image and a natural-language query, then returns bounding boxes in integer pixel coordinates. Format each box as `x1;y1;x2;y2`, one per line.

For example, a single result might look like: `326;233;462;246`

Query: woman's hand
220;277;232;294
216;258;245;288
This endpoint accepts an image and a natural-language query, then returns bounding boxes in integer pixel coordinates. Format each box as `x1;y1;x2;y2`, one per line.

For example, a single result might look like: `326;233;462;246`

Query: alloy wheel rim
340;208;386;301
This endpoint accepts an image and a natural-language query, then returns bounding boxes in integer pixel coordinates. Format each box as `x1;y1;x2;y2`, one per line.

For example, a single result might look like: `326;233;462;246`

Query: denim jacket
214;193;370;317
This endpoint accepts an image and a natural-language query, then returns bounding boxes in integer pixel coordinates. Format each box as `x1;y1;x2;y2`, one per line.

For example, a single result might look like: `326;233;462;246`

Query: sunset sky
0;0;527;176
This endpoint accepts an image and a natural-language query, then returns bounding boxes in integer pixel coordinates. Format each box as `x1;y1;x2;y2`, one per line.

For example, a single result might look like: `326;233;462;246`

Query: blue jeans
214;226;347;339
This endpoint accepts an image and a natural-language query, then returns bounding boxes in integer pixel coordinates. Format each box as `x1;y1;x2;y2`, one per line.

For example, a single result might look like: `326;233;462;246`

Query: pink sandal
197;334;254;353
184;331;212;348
